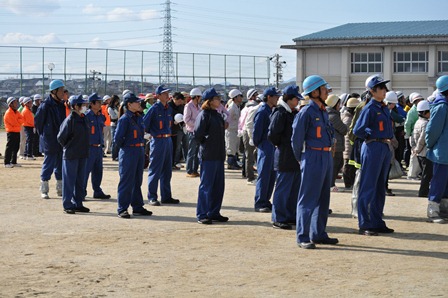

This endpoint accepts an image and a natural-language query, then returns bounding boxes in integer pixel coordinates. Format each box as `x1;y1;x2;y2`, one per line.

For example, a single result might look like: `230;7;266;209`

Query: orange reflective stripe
316;126;322;138
133;129;137;139
379;121;384;132
159;120;163;129
91;126;95;134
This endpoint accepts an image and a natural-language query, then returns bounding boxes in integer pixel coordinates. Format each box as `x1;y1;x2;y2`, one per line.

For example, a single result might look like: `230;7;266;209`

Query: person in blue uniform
194;88;229;224
292;75;338;249
143;85;180;206
253;86;281;212
84;93;111;200
114;93;153;218
353;74;395;235
34;79;67;199
57;95;90;214
426;75;448;223
268;85;301;230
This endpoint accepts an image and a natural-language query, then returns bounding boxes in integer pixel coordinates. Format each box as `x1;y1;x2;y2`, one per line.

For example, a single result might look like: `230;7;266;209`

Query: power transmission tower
161;0;175;87
270;54;286;88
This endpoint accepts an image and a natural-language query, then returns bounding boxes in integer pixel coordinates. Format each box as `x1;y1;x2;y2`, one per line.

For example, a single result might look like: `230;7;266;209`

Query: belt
129;143;145;147
91;144;101;147
308;146;332;152
155;134;172;138
368;138;390;143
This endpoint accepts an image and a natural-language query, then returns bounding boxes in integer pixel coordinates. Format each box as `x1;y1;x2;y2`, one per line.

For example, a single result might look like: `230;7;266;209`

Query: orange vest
102;105;111;126
4;108;23;133
21;106;34;128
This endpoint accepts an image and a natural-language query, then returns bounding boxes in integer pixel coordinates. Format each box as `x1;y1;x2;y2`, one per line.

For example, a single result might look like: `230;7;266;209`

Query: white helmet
174;113;184;123
247;88;257;100
190;87;202;97
385;91;398;104
410;92;424;104
122;89;131;96
417;100;430;112
228;89;242;99
103;95;111;102
6;97;17;105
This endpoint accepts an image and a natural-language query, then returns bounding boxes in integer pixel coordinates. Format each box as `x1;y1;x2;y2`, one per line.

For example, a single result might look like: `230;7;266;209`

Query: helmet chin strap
310;88;326;105
51;90;62;102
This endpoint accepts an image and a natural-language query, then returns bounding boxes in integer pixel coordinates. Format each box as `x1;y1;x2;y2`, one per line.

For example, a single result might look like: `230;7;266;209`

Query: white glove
237;130;243;138
249;139;254;147
144;133;151;140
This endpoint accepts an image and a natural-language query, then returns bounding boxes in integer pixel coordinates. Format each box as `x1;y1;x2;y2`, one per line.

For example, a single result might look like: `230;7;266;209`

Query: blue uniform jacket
57;112;89;160
85;109;105;145
292;100;334;161
114;110;145;148
194;109;226;161
426;95;448;165
34;95;66;154
253;103;273;147
268;105;299;172
353;99;394;140
143;101;173;136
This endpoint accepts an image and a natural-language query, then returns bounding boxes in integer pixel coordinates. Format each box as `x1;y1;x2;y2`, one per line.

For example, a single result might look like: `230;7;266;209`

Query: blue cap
202;88;220;100
366;74;390;89
155;85;170;95
282;85;303;99
49;79;65;91
123;93;142;104
88;92;101;102
263;86;281;98
69;94;87;105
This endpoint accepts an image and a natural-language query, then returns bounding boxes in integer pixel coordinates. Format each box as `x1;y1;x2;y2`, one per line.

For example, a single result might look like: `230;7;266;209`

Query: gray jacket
341;109;355;160
326;106;348;153
412;116;428;157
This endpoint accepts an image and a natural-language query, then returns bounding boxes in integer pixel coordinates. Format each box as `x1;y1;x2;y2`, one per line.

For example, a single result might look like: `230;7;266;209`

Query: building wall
296;44;448;98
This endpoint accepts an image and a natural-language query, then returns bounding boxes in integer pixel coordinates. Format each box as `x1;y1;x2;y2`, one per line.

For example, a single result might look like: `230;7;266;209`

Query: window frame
394;51;428;73
350;52;383;74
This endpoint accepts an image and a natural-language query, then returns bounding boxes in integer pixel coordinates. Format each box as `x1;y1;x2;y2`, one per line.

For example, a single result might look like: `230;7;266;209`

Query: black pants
24;126;35;157
331;152;344;187
33;131;41;156
5;132;20;165
342;159;356;188
403;139;411;167
417;156;433;197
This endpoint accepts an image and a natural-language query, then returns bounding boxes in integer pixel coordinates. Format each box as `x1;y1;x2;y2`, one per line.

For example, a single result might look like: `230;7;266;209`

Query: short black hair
173;92;185;100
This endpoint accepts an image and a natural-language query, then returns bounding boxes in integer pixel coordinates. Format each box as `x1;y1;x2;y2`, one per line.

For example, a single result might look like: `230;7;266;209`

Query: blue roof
294;20;448;41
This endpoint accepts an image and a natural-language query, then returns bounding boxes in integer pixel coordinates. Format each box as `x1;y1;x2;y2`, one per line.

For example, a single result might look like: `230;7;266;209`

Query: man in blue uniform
292;75;338;249
143;85;180;206
253;86;281;212
353;74;395;235
34;79;67;199
84;93;111;200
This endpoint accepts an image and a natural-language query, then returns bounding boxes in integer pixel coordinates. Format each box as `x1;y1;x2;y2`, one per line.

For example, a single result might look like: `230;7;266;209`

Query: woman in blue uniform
268;85;301;230
353;74;395;235
114;93;153;218
57;95;90;214
194;88;228;224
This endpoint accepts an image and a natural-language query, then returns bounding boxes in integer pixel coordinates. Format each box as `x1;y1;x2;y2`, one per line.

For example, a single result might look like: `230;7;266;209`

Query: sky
1;0;448;82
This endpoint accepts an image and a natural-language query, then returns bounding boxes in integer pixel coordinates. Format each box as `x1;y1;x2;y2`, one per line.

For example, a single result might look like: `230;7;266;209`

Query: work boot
40;180;50;199
427;201;446;224
56;180;63;197
227;155;241;170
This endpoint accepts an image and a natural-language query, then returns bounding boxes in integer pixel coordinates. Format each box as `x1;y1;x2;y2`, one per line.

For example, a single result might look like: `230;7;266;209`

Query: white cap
103;95;111;102
190;87;202;97
385;91;398;104
174;113;184;123
228;89;242;99
247;88;258;100
417;100;430;112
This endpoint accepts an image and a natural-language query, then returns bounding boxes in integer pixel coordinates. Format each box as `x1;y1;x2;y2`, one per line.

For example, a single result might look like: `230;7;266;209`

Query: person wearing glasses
353;74;395;236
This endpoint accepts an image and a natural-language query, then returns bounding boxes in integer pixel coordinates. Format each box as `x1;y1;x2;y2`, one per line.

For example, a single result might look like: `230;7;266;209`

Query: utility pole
270;54;286;88
90;69;102;92
161;0;175;87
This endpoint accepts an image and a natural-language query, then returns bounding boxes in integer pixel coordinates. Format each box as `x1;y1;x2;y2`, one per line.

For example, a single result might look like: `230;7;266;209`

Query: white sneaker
247;180;256;185
4;164;14;168
12;163;22;167
19;156;25;160
26;156;36;160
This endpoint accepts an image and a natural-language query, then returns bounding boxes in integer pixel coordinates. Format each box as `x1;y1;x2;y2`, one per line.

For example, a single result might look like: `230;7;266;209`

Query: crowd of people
3;74;448;249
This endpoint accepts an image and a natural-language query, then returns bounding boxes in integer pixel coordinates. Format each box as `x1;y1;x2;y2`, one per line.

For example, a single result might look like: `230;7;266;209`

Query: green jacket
404;105;418;137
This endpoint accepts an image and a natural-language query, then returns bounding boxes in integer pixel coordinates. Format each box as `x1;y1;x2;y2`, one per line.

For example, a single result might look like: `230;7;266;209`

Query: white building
281;20;448;97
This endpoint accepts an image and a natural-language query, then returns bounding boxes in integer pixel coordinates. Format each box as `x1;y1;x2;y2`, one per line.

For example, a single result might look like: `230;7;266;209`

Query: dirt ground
0;131;447;297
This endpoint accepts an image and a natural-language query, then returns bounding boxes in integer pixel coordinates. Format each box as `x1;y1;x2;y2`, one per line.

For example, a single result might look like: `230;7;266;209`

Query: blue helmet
69;95;87;105
88;92;101;102
202;88;220;100
123;93;142;105
282;85;303;99
436;75;448;93
302;75;328;95
49;79;65;91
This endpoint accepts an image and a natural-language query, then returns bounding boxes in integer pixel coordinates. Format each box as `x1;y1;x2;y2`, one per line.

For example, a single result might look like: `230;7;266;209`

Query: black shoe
273;222;292;230
133;208;153;216
75;206;90;213
298;242;316;249
64;209;75;214
358;229;379;236
386;189;395;196
227;164;242;170
148;200;161;206
372;226;395;233
162;198;180;204
329;209;333;215
118;210;131;218
255;207;271;213
197;218;212;224
312;237;339;245
210;215;229;222
93;193;111;199
172;165;181;170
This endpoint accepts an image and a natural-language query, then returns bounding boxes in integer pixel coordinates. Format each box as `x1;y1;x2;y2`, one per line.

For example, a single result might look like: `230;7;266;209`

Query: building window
351;53;382;73
394;51;428;73
438;51;448;73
